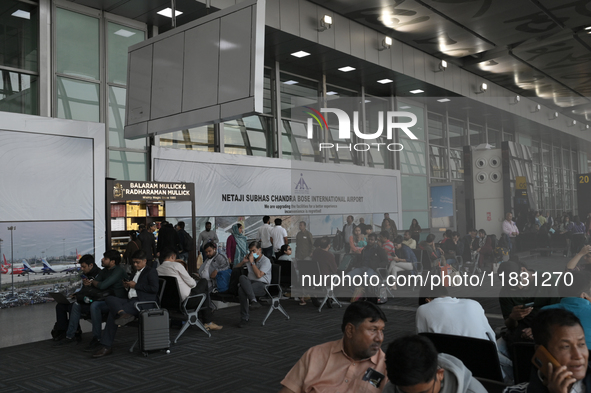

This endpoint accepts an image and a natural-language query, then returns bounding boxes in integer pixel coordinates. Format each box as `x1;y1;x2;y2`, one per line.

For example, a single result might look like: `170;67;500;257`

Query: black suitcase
138;308;170;356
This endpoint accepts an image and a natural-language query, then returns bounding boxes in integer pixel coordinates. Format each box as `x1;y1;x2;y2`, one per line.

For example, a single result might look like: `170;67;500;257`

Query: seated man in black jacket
93;250;159;358
346;233;388;300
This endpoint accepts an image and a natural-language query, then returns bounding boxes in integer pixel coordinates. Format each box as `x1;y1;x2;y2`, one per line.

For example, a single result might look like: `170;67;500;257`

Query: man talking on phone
504;308;591;393
236;241;272;328
279;301;388;393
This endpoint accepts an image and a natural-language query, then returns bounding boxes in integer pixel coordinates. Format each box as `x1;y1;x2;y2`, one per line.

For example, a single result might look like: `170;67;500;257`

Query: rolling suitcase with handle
138;308;170;356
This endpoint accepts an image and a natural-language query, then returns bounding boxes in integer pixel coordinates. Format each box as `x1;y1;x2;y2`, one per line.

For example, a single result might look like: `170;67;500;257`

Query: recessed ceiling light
377;79;393;84
11;10;30;19
291;51;310;58
400;106;411;109
437;98;451;102
585;26;591;30
338;66;356;72
326;91;338;95
114;29;136;38
410;89;424;94
283;80;299;85
365;100;371;103
157;8;183;18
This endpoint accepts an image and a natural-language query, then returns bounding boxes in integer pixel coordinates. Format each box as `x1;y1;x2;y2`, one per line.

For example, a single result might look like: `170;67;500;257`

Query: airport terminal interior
3;0;591;392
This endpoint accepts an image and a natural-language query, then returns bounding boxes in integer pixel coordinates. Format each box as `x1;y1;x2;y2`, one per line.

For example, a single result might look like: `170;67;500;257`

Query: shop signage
112;181;193;201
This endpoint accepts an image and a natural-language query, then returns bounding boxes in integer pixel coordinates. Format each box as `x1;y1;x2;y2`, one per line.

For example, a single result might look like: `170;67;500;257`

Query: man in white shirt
157;249;196;301
502;212;519;254
257;215;274;259
270;218;288;257
416;285;513;381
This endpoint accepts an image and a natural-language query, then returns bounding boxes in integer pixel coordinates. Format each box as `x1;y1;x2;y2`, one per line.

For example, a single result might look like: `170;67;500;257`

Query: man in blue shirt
542;271;591;348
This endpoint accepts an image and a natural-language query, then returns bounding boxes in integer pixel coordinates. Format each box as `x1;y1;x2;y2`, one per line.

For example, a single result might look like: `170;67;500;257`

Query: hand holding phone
532;346;576;391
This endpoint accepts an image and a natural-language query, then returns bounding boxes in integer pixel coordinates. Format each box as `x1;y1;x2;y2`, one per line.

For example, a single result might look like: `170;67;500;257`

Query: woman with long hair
409;218;421;244
349;226;367;254
476;229;493;272
226;223;248;267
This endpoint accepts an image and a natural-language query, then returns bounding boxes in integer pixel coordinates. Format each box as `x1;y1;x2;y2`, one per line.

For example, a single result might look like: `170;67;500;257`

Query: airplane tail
42;258;51;268
2;254;9;267
22;260;32;269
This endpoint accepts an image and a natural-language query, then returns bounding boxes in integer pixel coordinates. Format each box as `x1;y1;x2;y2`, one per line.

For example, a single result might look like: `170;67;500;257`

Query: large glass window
159;124;215;151
107;22;145;85
224;116;271;157
281;120;318;162
56;77;100;122
56;8;99;81
0;1;38;72
450;149;463;180
429;146;447;179
0;1;38;115
109;150;147;181
469;123;484;146
108;86;145;149
449;118;466;148
279;73;318;119
428;112;446;146
0;71;37;114
488;128;501;148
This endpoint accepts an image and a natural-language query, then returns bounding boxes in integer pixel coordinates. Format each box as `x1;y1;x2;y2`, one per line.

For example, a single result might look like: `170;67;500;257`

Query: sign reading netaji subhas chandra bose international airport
112;181;193;201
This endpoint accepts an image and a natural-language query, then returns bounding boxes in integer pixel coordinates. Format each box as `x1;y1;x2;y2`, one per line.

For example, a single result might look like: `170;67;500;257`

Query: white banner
153;148;401;218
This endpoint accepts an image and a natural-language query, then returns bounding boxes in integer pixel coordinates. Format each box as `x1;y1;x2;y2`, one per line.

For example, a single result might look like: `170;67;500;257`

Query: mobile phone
80;274;87;279
362;368;385;388
523;302;535;308
532;345;562;377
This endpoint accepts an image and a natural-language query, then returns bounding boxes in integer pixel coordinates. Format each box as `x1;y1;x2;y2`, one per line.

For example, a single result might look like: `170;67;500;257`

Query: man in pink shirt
279;301;388;393
502;212;519;254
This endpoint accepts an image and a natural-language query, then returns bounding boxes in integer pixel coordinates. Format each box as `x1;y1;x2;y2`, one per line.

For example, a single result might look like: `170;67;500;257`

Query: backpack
182;231;194;252
216;269;232;293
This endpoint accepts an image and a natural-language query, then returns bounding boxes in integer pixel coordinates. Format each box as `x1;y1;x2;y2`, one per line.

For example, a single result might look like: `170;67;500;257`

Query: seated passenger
279;301;388;393
236;241;272;328
348;233;387;301
277;244;292;262
349;226;367;255
52;254;101;343
92;250;159;358
311;237;337;276
503;308;591;393
416;285;512;381
542;271;591;348
54;251;127;352
383;335;486;393
157;248;196;301
389;235;417;277
177;245;225;330
419;234;443;271
402;230;416;250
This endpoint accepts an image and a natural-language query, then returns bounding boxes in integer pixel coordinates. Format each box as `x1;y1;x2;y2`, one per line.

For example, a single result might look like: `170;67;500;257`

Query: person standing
342;215;356;253
382;213;398;239
502;212;519;255
175;221;193;262
226;223;248;267
122;230;141;269
197;221;218;258
138;222;157;269
157;221;180;261
409;218;421;244
257;216;273;259
270;218;288;258
295;221;314;260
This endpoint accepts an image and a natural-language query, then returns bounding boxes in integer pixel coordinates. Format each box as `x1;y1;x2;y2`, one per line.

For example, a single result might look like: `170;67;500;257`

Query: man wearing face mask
236;241;272;328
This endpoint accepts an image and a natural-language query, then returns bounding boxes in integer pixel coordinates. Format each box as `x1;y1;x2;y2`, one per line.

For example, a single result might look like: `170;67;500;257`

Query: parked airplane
22;260;51;275
1;255;27;276
41;258;78;274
